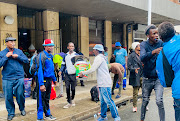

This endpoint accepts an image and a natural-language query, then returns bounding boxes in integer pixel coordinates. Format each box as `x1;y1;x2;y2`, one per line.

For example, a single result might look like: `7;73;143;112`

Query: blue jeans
3;78;25;116
141;78;165;121
174;98;180;121
99;87;121;121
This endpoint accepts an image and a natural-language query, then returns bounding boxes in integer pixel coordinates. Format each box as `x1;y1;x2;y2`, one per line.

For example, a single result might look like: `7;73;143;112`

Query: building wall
43;10;60;54
104;21;112;62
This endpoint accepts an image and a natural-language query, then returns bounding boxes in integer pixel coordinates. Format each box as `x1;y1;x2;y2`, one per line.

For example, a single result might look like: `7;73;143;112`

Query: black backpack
90;86;99;102
162;49;174;87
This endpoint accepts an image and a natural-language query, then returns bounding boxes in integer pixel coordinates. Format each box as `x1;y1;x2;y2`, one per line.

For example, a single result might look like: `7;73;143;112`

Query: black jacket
128;52;143;87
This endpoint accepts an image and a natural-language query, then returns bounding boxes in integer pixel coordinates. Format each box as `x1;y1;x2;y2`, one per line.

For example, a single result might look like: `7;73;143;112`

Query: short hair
104;47;108;51
145;24;156;35
67;42;74;47
158;22;175;41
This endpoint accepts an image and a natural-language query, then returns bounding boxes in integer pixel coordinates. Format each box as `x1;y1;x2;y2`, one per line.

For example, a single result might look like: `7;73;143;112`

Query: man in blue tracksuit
0;37;29;120
113;42;127;98
156;22;180;121
36;39;57;121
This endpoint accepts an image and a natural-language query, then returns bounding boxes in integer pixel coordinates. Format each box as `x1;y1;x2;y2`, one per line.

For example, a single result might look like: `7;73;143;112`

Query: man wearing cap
140;24;165;121
113;42;128;96
36;39;57;121
0;37;28;120
58;42;79;109
79;44;121;121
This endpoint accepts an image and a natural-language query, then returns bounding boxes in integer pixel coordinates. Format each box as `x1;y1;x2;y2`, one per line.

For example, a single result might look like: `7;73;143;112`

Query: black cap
5;37;16;42
145;24;156;35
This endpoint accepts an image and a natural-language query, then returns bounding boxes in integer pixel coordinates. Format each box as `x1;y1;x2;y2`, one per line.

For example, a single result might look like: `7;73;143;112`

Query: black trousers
65;74;77;103
37;78;52;119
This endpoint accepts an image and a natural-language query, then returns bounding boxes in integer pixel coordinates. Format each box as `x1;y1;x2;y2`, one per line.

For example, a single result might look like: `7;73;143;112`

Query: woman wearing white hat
127;42;143;112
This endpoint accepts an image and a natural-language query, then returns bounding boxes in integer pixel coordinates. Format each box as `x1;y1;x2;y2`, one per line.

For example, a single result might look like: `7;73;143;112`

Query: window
89;20;104;56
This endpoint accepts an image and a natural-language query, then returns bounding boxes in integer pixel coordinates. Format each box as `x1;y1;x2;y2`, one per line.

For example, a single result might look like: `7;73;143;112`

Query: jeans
65;74;77;103
99;87;121;121
141;78;165;121
174;98;180;121
3;78;25;116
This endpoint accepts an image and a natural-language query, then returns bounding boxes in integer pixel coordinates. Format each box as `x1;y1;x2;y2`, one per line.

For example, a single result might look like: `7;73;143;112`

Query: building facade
0;0;180;90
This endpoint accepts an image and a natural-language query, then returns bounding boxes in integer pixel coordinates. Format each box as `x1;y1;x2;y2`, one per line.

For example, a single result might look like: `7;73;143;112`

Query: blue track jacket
156;35;180;99
38;50;56;86
0;48;29;80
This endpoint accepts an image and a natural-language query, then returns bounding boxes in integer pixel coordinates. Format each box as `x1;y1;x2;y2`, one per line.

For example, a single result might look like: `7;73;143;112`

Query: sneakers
133;107;137;112
112;92;114;95
123;88;126;90
146;106;149;111
63;103;72;109
71;100;75;107
7;115;14;121
97;117;108;121
45;115;56;120
115;94;121;99
21;110;26;116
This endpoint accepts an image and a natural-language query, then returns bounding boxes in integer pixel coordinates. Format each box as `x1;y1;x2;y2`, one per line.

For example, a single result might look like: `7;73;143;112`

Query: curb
58;93;142;121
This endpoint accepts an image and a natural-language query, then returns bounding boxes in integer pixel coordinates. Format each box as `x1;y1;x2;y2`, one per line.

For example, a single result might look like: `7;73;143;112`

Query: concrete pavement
0;80;141;121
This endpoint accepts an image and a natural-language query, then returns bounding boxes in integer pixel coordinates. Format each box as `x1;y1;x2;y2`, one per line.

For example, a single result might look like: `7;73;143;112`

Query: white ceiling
1;0;180;25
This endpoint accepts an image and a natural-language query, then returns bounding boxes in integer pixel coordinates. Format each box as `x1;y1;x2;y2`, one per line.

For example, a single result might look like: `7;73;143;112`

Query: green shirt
53;54;63;69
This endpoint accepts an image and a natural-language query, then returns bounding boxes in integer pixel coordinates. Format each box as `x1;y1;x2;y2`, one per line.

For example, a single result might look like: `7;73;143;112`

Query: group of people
127;22;180;121
0;21;180;121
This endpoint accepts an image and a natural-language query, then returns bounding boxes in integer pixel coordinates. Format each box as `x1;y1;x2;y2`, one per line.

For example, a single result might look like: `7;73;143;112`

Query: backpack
90;86;99;102
162;49;174;87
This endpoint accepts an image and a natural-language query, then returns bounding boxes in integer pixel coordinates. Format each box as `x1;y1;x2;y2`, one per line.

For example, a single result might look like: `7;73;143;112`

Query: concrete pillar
104;21;112;62
123;24;133;53
43;10;60;54
128;25;133;52
123;24;127;48
78;16;89;58
0;2;18;91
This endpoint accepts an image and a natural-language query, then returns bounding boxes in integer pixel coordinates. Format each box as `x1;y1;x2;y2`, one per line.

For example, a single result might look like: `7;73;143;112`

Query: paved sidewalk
0;80;140;121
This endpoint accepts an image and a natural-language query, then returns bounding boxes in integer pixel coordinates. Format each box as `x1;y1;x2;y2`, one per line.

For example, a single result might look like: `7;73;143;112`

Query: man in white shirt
59;42;78;109
79;44;121;121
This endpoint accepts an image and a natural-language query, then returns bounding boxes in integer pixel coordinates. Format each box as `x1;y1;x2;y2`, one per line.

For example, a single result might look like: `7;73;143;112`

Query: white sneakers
71;100;75;107
63;100;75;109
63;103;72;109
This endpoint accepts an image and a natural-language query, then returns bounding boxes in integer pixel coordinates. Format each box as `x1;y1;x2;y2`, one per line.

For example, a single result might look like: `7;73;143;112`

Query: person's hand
6;52;13;57
125;64;127;70
135;68;140;74
152;47;163;55
40;85;46;92
118;81;121;84
12;54;18;59
58;71;62;77
79;72;84;77
112;54;115;58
